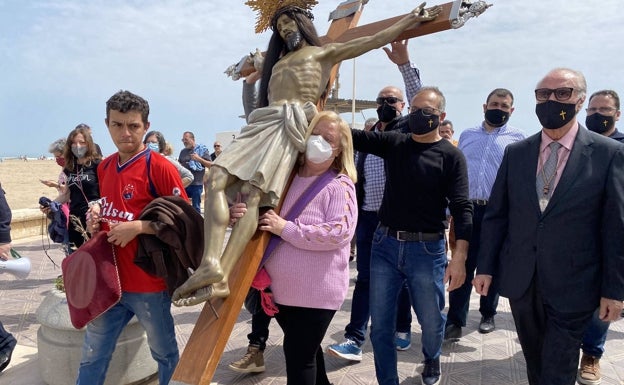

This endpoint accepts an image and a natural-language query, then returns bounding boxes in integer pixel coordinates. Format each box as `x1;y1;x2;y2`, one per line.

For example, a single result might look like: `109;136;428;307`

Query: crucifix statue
173;1;442;306
170;1;491;383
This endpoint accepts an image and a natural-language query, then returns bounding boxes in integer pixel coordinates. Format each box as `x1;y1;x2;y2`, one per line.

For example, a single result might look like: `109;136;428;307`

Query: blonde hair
304;111;357;183
163;141;174;156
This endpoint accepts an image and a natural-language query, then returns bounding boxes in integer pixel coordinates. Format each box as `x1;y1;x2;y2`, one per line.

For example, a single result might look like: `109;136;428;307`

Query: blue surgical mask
147;142;160;152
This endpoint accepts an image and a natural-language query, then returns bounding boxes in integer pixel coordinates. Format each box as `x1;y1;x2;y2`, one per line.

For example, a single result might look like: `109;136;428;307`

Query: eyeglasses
376;96;402;105
409;107;440;116
75;123;90;129
586;106;618;114
214;145;221;148
534;87;575;102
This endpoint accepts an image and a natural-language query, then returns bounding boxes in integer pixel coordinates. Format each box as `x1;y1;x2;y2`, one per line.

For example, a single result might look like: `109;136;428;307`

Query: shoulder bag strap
258;169;338;268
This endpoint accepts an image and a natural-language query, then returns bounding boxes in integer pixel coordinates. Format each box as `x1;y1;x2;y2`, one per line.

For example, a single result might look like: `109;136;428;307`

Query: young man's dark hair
106;90;150;124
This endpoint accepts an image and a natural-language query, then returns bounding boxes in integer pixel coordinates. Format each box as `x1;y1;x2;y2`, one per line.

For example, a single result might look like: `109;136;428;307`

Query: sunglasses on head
376;96;402;105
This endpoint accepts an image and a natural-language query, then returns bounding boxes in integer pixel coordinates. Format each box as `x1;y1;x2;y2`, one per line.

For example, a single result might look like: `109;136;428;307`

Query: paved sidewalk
2;235;623;385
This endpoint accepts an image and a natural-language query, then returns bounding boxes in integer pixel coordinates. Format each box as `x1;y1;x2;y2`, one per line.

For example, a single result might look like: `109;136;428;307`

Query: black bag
244;287;263;315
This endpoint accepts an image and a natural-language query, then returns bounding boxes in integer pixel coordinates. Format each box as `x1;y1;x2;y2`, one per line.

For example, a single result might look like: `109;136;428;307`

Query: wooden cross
170;2;489;384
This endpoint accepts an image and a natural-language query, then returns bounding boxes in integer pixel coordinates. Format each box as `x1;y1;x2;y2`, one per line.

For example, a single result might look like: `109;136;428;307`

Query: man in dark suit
473;68;624;385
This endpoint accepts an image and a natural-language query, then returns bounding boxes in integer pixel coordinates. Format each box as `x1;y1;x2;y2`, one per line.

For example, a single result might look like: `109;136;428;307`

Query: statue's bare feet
172;262;224;306
172;281;230;307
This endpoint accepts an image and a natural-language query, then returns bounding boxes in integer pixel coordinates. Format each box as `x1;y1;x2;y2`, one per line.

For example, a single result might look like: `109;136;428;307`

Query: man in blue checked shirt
444;88;526;340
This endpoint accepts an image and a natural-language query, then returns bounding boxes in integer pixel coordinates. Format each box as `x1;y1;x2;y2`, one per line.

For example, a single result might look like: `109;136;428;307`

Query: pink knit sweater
264;173;358;310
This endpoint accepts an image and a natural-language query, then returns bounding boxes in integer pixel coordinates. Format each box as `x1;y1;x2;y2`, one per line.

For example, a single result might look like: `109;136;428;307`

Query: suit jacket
478;126;624;312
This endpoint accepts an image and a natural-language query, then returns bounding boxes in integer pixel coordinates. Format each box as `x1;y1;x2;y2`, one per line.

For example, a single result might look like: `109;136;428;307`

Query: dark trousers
274;304;335;385
447;204;499;327
509;277;593;385
346;210;412;346
248;310;272;350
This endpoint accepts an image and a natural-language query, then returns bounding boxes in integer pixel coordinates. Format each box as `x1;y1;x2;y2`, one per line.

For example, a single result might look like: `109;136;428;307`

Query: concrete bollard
36;290;157;385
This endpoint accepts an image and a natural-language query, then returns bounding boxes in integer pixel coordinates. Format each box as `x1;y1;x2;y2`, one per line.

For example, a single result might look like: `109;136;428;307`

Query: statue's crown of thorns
245;0;318;33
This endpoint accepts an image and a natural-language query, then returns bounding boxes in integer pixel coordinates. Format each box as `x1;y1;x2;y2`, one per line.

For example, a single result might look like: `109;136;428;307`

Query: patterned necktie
536;141;562;212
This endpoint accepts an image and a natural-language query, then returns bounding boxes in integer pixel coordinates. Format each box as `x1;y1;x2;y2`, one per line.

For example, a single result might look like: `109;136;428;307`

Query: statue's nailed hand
411;2;442;22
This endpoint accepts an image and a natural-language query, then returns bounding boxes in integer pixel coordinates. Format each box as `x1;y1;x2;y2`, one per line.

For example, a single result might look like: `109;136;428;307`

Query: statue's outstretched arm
320;2;441;65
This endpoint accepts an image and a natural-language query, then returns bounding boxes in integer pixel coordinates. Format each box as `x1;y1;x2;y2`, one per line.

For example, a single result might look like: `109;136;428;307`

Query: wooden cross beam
171;3;366;385
326;1;474;43
171;2;490;384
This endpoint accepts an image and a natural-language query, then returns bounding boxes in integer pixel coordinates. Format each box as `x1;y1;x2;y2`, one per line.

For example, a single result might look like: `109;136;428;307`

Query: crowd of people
1;4;623;385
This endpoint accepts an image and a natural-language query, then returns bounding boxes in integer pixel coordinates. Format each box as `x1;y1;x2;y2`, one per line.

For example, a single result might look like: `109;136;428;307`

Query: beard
285;31;303;52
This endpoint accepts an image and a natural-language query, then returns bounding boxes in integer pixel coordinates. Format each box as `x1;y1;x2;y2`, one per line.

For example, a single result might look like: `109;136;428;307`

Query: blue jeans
76;291;179;385
345;210;412;346
447;204;499;326
581;307;609;358
369;226;447;385
185;184;203;213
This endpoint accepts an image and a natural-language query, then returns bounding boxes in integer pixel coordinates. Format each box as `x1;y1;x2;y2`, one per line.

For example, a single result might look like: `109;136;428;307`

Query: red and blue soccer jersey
97;148;188;293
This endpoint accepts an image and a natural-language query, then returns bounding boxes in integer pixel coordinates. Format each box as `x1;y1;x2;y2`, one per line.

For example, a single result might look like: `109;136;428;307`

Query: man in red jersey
78;90;188;385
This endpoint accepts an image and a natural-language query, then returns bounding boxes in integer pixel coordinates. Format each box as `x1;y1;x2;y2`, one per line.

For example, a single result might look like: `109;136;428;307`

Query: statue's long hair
258;7;328;109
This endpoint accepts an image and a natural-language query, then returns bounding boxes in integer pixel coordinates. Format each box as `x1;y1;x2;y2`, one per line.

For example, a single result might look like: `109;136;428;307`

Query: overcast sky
1;0;622;157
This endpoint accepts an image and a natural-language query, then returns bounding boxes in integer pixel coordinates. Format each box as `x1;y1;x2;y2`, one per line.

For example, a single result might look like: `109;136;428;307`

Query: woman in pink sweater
261;111;358;385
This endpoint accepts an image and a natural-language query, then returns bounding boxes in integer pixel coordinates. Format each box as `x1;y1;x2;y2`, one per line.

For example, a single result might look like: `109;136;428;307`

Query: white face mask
306;135;334;164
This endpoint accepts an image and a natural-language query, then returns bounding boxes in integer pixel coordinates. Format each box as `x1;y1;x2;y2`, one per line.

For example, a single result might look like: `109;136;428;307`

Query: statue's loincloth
214;102;317;207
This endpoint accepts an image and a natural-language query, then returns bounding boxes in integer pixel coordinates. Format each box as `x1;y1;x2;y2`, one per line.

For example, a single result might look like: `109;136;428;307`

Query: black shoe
421;357;441;385
478;316;495;334
0;350;13;373
444;323;462;341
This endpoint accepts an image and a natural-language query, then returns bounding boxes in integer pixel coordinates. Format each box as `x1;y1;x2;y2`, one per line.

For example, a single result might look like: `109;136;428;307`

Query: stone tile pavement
1;235;623;384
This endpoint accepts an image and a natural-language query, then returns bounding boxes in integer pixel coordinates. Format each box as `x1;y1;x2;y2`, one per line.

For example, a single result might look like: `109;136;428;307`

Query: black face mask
484;109;510;128
408;109;440;135
585;113;615;134
376;103;398;123
535;100;577;130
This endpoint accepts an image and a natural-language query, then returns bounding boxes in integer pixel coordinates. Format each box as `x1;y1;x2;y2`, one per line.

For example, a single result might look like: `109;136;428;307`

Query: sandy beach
0;159;63;211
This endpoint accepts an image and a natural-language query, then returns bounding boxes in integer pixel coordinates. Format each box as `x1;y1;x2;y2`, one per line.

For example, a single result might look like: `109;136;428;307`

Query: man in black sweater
351;86;472;385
